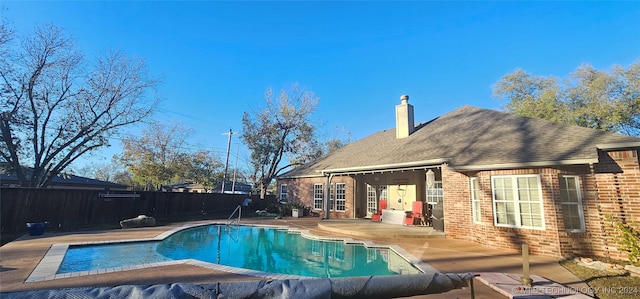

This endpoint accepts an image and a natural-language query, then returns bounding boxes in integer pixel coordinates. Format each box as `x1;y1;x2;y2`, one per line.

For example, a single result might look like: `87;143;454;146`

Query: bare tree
241;84;319;199
73;155;130;185
0;23;159;187
0;19;11;49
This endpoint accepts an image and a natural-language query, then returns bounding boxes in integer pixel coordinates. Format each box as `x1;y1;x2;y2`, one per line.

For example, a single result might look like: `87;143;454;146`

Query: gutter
277;173;326;179
596;142;640;150
319;158;450;176
448;158;599;171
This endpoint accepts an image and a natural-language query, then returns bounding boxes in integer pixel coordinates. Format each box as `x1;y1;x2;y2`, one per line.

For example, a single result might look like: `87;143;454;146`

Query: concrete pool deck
0;217;593;298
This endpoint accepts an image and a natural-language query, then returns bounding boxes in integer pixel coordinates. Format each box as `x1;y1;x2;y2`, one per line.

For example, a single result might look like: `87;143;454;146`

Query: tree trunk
259;182;266;200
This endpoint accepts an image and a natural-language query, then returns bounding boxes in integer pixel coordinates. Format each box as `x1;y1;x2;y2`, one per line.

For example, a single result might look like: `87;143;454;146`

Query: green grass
560;259;640;299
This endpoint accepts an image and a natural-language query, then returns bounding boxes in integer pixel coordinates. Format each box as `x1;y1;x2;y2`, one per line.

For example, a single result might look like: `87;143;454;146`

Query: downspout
549;173;562;256
591;162;611;261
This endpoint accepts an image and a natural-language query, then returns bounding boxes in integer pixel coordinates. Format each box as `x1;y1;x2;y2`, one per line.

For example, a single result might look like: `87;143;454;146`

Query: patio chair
371;200;387;221
411;201;427;226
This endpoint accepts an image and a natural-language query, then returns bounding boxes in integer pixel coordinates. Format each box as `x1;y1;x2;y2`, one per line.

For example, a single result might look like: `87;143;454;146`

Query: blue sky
3;1;639;173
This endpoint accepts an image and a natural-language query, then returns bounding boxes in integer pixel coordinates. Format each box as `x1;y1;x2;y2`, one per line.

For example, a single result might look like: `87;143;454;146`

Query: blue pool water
59;224;422;278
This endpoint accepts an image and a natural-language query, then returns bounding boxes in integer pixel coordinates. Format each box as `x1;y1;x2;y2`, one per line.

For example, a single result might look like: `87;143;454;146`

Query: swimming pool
28;223;432;282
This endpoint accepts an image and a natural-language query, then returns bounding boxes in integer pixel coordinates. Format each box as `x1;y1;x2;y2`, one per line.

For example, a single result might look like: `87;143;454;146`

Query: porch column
324;174;332;219
352;179;357;218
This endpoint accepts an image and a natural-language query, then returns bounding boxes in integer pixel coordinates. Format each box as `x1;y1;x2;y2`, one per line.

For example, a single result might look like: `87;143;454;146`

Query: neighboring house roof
215;181;253;194
165;181;205;189
162;181;252;194
162;182;213;192
280;106;640;178
0;168;129;190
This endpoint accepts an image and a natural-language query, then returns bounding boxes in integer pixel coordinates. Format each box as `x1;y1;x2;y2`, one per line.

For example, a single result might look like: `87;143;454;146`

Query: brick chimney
395;94;414;139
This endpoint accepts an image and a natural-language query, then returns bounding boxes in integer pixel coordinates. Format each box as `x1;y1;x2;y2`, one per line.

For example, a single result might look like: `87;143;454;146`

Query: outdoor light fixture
426;169;435;189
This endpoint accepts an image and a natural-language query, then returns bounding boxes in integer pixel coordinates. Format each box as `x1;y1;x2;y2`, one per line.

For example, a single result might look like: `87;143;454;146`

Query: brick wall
278;149;639;263
591;149;640;262
443;165;566;256
443;149;640;263
277;176;355;219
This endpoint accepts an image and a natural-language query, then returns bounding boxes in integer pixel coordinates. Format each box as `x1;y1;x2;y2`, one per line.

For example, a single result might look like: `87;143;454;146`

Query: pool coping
26;221;436;283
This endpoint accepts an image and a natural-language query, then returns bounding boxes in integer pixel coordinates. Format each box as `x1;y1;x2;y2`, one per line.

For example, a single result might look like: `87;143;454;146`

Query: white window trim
329;183;335;211
313;183;324;210
279;184;287;202
560;175;586;233
380;185;388;201
470;177;481;224
491;175;546;230
426;181;443;204
335;183;346;212
366;184;377;215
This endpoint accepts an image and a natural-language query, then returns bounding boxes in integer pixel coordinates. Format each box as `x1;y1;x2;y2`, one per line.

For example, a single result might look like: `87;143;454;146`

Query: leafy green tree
0;23;159;187
241;84;320;198
493;61;640;136
174;150;224;190
119;121;223;190
120;121;187;190
111;170;135;188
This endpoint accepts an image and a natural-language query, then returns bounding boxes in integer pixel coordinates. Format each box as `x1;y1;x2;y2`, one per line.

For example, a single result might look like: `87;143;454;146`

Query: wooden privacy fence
1;188;272;233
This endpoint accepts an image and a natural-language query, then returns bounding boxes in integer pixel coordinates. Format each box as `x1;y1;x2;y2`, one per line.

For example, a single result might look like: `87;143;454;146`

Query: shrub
606;215;640;266
265;203;280;214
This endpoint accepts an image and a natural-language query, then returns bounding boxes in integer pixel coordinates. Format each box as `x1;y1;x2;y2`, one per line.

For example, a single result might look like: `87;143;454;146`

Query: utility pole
231;143;239;193
221;129;236;193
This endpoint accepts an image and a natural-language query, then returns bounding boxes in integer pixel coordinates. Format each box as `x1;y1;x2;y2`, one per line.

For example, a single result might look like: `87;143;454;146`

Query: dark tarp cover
2;272;473;299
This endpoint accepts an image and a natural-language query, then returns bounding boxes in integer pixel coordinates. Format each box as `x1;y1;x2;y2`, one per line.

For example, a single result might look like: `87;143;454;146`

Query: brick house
277;95;640;262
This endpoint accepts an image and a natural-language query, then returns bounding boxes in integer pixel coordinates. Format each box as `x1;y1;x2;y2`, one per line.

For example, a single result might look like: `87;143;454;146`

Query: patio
0;217;593;298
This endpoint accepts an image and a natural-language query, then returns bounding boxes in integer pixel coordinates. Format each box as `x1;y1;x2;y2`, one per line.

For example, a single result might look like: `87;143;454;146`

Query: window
470;178;481;223
279;184;287;202
560;176;585;232
380;185;388;201
329;183;334;211
313;184;324;210
492;175;544;229
366;185;377;214
336;183;346;212
426;181;443;204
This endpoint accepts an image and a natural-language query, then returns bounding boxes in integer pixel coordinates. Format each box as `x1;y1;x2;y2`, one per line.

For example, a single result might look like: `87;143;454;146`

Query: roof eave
277;173;326;180
319;158;450;175
596;142;640;150
449;158;599;171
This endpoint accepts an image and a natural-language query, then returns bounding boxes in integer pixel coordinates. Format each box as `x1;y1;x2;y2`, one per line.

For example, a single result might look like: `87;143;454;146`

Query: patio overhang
318;158;450;176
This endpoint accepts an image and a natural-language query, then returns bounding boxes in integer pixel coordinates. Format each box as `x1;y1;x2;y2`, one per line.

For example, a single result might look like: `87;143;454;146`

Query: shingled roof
0;169;129;189
280;106;640;178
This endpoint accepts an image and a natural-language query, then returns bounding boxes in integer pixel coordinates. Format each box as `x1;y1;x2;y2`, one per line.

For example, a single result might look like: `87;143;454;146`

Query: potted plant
26;222;48;236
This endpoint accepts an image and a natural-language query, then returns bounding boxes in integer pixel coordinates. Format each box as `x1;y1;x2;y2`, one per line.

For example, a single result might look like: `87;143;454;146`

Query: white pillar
324;175;332;219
